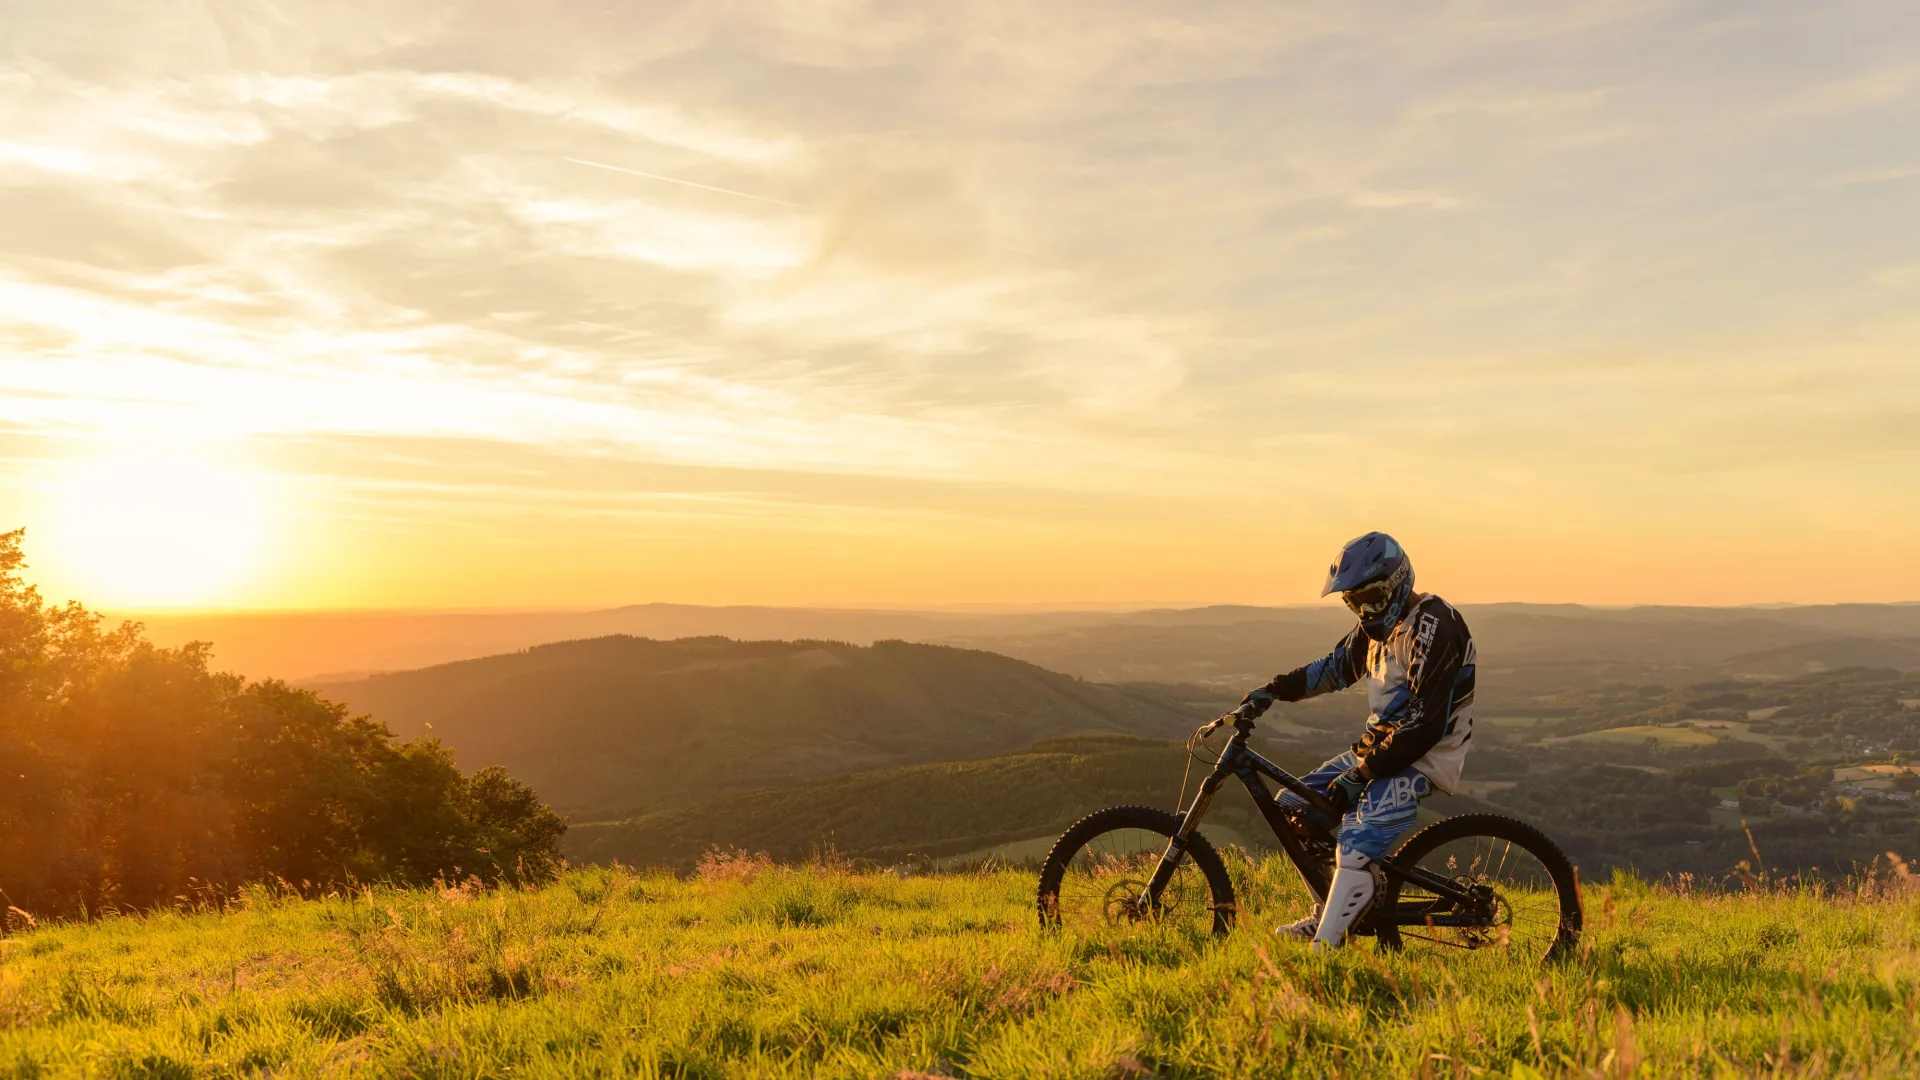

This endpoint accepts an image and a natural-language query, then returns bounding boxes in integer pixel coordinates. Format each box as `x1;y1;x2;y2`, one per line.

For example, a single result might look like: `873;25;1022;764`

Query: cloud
1822;164;1920;187
2;0;1918;604
1773;65;1920;117
1347;189;1464;210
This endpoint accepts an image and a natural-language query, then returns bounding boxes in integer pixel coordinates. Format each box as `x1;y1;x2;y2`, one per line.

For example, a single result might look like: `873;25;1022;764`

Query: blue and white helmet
1321;532;1415;642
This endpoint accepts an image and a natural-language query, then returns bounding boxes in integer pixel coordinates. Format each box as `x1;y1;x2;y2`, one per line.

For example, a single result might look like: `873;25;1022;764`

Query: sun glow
39;448;276;609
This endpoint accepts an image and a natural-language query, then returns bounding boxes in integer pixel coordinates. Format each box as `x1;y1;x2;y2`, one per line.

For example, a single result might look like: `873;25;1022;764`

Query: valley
297;603;1920;884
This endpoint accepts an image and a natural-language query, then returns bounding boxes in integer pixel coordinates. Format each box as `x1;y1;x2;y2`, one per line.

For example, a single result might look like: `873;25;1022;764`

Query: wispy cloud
561;158;804;208
1772;65;1920;117
1822;164;1920;186
1;0;1917;606
1347;190;1465;211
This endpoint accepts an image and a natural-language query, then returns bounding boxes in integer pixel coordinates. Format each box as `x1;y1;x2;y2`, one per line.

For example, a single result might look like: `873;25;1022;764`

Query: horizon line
103;598;1920;619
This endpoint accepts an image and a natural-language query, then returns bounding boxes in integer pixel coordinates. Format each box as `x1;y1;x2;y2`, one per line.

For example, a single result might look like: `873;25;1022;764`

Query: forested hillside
1341;666;1920;882
310;621;1920;884
567;666;1920;884
314;638;1200;816
565;735;1307;870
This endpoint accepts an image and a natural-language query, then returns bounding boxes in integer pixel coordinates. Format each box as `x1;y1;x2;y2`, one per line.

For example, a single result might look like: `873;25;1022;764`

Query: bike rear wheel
1375;813;1582;963
1036;805;1236;934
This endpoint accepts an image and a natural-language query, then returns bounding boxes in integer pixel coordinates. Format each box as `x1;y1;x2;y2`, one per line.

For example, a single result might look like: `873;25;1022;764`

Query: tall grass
3;852;1919;1077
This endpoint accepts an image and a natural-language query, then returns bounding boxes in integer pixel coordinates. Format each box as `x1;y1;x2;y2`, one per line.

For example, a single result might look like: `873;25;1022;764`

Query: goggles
1341;580;1395;617
1340;563;1407;618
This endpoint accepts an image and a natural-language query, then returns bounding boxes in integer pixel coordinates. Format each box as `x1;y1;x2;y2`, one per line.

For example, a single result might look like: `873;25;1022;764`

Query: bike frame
1140;719;1493;930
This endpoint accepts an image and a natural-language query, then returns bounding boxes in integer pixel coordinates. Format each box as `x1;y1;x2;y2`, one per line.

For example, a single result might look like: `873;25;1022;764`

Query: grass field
4;857;1919;1078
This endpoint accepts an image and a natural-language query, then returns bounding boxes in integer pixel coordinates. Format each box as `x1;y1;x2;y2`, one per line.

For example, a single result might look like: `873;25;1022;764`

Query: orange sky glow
3;1;1918;611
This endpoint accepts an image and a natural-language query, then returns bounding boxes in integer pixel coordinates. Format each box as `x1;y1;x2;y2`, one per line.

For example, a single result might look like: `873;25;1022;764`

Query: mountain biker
1232;531;1476;949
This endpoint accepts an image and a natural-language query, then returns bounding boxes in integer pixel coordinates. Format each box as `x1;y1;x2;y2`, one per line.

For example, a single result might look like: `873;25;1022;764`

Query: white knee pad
1311;849;1375;950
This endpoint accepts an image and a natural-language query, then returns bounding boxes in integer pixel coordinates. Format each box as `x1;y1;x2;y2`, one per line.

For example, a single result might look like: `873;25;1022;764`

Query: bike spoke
1396;930;1480;951
1045;826;1214;933
1388;833;1568;961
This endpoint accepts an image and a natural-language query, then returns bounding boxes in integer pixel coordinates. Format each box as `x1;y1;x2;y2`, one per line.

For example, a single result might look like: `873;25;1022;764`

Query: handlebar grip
1199;711;1255;738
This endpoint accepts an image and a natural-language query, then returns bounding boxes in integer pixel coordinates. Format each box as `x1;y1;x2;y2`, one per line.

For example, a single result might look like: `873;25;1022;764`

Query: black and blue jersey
1261;595;1477;791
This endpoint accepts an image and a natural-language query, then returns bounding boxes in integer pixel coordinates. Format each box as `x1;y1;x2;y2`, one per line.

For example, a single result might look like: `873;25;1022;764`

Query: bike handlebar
1201;709;1257;734
1196;712;1342;820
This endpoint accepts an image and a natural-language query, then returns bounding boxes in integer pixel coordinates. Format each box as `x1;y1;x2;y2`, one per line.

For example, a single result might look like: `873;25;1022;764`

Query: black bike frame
1141;719;1490;928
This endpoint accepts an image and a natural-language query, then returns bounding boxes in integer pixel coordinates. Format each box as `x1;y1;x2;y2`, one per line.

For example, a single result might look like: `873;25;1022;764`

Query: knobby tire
1036;805;1237;935
1375;812;1583;963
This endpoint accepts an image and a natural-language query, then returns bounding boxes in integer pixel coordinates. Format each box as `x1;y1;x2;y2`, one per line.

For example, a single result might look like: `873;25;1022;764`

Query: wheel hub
1450;881;1510;946
1101;879;1159;925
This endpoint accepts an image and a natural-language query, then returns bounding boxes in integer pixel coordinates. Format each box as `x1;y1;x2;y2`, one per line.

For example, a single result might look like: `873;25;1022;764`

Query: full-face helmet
1321;532;1415;642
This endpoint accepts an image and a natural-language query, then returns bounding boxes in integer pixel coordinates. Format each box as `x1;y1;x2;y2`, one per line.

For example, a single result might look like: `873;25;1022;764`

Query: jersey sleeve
1261;625;1369;702
1354;602;1471;777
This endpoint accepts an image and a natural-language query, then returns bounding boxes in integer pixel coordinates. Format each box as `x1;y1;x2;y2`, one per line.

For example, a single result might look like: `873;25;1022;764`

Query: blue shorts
1275;751;1431;861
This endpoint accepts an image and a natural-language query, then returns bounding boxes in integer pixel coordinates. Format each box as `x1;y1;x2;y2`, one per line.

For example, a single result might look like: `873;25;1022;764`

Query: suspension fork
1141;755;1232;906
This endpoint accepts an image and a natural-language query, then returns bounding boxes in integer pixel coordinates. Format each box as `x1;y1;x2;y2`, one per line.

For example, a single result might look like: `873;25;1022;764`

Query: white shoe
1275;906;1321;940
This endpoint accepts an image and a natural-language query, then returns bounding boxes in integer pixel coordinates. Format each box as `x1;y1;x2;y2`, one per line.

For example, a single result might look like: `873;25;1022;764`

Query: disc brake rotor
1101;879;1155;925
1448;879;1511;947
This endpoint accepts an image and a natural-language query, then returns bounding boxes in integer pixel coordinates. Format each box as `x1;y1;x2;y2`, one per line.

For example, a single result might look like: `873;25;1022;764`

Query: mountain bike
1036;713;1583;962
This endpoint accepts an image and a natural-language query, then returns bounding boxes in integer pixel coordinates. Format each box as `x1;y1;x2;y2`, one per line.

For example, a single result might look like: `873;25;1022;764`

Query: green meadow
6;856;1920;1079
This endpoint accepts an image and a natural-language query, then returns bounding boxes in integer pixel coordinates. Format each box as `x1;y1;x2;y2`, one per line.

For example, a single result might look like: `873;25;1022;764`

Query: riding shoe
1275;906;1321;940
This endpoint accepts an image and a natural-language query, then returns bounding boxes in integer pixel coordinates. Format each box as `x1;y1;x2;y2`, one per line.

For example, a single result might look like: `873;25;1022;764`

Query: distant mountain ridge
311;636;1203;815
136;605;1122;681
960;607;1920;697
139;601;1920;685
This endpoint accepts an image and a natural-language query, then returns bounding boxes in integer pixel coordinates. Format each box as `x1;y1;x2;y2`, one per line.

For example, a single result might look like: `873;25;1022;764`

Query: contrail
563;157;801;208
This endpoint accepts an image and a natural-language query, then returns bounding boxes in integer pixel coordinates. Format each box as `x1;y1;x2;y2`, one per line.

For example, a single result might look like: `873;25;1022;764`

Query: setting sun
38;449;274;609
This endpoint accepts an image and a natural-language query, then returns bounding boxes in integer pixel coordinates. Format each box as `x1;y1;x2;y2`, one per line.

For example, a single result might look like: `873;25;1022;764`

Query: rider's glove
1324;767;1369;814
1234;687;1277;720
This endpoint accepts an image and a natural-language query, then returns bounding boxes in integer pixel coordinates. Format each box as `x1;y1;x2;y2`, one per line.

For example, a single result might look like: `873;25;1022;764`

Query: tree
0;529;566;919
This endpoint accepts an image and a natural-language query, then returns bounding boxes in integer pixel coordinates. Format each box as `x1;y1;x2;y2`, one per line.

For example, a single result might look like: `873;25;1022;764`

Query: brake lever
1197;716;1229;739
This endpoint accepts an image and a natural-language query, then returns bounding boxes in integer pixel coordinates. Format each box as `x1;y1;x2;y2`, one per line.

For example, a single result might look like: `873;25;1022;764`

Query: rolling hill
312;637;1207;816
563;734;1310;870
1717;635;1920;676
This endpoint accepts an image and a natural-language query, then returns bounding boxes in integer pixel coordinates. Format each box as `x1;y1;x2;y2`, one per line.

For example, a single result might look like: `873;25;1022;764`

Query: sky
1;0;1917;611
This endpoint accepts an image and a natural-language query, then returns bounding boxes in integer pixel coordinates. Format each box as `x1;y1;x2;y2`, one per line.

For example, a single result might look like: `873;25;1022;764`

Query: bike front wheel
1036;805;1236;935
1375;813;1582;963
